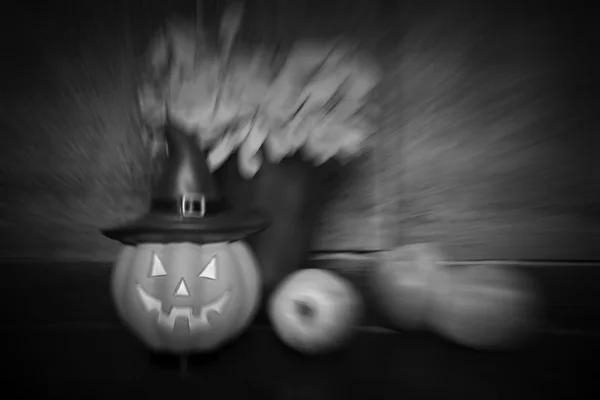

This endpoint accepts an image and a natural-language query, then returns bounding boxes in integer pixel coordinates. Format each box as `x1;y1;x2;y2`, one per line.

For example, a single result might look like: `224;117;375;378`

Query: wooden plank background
0;0;598;261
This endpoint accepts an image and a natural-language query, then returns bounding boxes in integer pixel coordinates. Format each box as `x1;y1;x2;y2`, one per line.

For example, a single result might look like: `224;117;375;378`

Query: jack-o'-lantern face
137;249;230;332
111;241;261;353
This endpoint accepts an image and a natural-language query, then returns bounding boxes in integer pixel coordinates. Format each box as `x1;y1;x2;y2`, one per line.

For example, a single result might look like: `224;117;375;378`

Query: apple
430;264;543;350
268;268;363;354
371;243;447;331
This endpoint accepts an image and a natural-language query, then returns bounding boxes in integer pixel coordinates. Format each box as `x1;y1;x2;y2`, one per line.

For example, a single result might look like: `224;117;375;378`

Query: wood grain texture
312;155;383;251
374;3;600;259
1;1;157;261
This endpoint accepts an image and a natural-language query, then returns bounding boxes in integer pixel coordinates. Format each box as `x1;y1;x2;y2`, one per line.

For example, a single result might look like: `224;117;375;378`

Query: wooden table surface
2;259;598;399
3;324;597;400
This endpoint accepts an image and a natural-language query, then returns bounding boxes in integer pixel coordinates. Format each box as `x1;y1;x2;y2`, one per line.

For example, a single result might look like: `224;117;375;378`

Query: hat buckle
180;193;206;218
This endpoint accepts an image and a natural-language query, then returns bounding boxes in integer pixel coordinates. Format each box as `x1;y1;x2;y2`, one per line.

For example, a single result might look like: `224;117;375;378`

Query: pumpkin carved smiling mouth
136;284;230;331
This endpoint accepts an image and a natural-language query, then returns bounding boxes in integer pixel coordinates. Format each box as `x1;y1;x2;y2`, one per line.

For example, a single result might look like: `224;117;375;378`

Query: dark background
1;0;598;262
0;1;598;395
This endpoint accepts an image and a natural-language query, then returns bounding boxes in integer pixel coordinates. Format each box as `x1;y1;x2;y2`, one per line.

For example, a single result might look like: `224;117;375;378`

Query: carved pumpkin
102;124;269;354
112;241;261;353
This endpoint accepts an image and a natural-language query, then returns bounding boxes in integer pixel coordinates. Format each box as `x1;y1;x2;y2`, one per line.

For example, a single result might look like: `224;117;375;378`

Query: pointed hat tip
154;124;224;202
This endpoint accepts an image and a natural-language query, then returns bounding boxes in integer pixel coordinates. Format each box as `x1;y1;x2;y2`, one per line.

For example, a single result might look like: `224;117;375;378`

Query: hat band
151;195;229;218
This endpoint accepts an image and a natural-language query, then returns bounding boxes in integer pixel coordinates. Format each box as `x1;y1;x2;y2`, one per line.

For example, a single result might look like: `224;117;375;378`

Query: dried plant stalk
137;1;382;178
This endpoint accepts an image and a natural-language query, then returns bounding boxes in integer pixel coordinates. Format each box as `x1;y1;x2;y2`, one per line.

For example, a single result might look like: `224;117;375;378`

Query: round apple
371;243;446;331
268;268;363;354
431;264;543;351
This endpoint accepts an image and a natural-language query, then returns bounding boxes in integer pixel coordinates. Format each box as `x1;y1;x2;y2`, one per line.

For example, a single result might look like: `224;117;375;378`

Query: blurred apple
430;264;543;350
268;268;363;354
372;243;447;331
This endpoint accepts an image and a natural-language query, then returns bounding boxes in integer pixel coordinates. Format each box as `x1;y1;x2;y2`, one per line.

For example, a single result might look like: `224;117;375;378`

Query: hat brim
102;209;269;246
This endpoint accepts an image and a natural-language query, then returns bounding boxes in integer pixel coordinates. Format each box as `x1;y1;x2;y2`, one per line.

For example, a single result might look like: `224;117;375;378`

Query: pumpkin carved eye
198;256;217;280
150;253;167;277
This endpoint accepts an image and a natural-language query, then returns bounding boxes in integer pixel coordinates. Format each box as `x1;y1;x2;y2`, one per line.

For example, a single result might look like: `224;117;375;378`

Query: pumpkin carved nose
173;278;190;297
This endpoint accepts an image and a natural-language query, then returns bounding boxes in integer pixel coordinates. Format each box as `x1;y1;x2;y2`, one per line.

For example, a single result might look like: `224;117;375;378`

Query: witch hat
102;124;269;245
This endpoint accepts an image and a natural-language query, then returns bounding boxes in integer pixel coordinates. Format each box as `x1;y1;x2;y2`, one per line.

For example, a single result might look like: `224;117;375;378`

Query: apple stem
294;299;316;321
